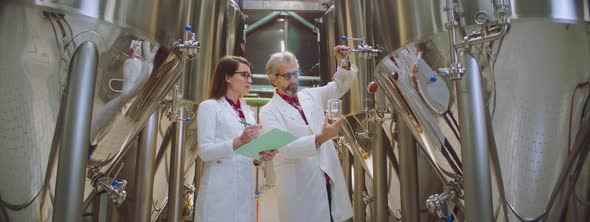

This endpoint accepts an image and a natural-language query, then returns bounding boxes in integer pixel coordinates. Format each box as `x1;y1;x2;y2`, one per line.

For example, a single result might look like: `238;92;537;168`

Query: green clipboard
235;128;297;160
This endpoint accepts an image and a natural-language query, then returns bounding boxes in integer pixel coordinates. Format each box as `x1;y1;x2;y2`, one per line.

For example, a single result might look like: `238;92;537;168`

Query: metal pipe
455;24;509;48
134;111;159;222
52;41;98;222
353;153;366;222
192;157;203;219
341;141;352;198
372;121;388;222
456;51;494;222
168;107;186;222
447;0;459;68
398;121;420;222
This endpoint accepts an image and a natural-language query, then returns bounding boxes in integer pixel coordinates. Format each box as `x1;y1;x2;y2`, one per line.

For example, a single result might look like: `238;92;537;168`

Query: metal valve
426;177;461;220
175;25;200;59
341;36;382;59
88;167;128;206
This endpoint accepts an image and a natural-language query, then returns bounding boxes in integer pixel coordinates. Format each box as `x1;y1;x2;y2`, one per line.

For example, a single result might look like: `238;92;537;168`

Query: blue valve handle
430;75;438;82
185;25;192;31
447;215;454;222
112;180;119;186
186;117;192;122
341;36;348;41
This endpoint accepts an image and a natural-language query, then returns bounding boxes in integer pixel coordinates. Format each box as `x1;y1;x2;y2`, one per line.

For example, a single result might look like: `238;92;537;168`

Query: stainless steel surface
184;0;244;103
0;1;183;221
335;0;368;115
373;8;590;222
398;121;420;222
505;0;586;22
353;151;366;222
17;0;186;48
374;44;457;185
491;21;590;220
371;119;388;222
168;108;186;222
243;0;324;11
318;6;337;85
134;111;159;222
369;0;445;63
53;41;99;222
457;51;494;222
340;139;353;199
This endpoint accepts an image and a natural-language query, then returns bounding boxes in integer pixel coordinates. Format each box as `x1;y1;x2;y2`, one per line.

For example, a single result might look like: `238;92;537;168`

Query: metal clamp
175;25;200;59
87;167;127;206
426;177;462;220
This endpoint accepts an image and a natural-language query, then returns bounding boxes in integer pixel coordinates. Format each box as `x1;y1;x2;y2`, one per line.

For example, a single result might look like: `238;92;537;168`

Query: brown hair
208;56;251;99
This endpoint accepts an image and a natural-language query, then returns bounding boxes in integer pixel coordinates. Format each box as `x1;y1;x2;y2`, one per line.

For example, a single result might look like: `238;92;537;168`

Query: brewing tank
371;0;590;220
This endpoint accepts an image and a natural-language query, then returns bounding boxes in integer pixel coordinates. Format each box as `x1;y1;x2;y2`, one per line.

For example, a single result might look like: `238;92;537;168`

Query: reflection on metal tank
371;0;590;221
318;6;338;86
0;0;185;221
335;0;369;115
184;0;245;103
149;1;245;221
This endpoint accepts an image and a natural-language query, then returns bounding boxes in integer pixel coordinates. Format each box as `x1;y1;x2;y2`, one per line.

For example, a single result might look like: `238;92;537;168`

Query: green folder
235;128;297;160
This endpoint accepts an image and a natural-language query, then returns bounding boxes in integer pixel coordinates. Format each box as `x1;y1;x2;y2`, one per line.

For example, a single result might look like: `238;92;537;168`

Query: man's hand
315;114;345;145
334;45;350;60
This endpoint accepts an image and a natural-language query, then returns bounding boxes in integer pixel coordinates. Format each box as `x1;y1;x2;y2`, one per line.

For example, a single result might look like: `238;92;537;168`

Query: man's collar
276;88;298;103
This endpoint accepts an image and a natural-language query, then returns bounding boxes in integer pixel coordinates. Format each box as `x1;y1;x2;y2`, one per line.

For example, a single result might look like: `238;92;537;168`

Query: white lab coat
195;98;256;222
259;65;357;222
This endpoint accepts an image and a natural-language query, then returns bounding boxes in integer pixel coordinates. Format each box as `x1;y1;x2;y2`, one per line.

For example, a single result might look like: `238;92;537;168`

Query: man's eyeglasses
275;70;301;80
233;71;252;79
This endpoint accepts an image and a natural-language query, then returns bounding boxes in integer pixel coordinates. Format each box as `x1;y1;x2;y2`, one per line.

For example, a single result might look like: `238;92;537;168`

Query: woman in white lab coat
195;56;276;222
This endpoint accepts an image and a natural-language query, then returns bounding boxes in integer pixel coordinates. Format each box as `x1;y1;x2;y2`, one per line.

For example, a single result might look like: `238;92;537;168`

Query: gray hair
265;51;299;81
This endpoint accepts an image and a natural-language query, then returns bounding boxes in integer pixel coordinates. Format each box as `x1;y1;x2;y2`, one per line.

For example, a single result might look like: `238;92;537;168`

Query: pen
239;120;252;126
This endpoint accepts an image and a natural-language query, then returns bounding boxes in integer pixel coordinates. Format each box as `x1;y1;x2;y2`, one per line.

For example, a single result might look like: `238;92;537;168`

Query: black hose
440;144;463;176
581;92;590;122
444;139;463;170
443;114;461;141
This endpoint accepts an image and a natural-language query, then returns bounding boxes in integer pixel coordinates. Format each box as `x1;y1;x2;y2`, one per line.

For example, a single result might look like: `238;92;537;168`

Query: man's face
272;62;300;96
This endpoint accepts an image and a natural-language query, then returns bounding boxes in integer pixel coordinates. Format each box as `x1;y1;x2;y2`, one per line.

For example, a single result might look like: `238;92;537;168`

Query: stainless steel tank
334;0;370;116
318;5;338;86
371;0;590;221
149;1;246;221
184;0;245;104
0;0;186;221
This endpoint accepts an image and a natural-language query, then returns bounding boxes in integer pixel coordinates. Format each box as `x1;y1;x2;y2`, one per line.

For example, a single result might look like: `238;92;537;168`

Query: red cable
568;81;589;156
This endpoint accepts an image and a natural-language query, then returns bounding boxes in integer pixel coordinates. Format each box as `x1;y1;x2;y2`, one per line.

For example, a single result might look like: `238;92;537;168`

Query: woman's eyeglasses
275;70;301;80
233;71;252;79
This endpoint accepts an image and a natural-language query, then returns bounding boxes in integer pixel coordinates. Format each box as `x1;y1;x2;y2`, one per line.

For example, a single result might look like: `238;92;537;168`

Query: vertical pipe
372;122;388;222
353;155;366;222
456;52;493;222
91;195;100;222
284;17;289;51
168;108;186;222
398;121;420;222
134;111;159;222
342;144;352;198
52;41;98;222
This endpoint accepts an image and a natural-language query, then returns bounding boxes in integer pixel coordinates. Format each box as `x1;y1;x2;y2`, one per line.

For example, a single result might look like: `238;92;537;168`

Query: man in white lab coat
259;46;357;222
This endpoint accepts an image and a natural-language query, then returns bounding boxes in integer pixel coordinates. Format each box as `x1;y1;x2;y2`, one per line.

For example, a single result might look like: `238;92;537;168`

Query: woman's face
226;63;252;96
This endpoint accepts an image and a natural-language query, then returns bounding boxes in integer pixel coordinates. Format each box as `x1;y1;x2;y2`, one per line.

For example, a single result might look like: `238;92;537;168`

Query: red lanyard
225;96;245;120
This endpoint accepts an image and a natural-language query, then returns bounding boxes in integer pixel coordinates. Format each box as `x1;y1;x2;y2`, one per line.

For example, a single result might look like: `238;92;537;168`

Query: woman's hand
259;150;279;161
233;124;262;150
